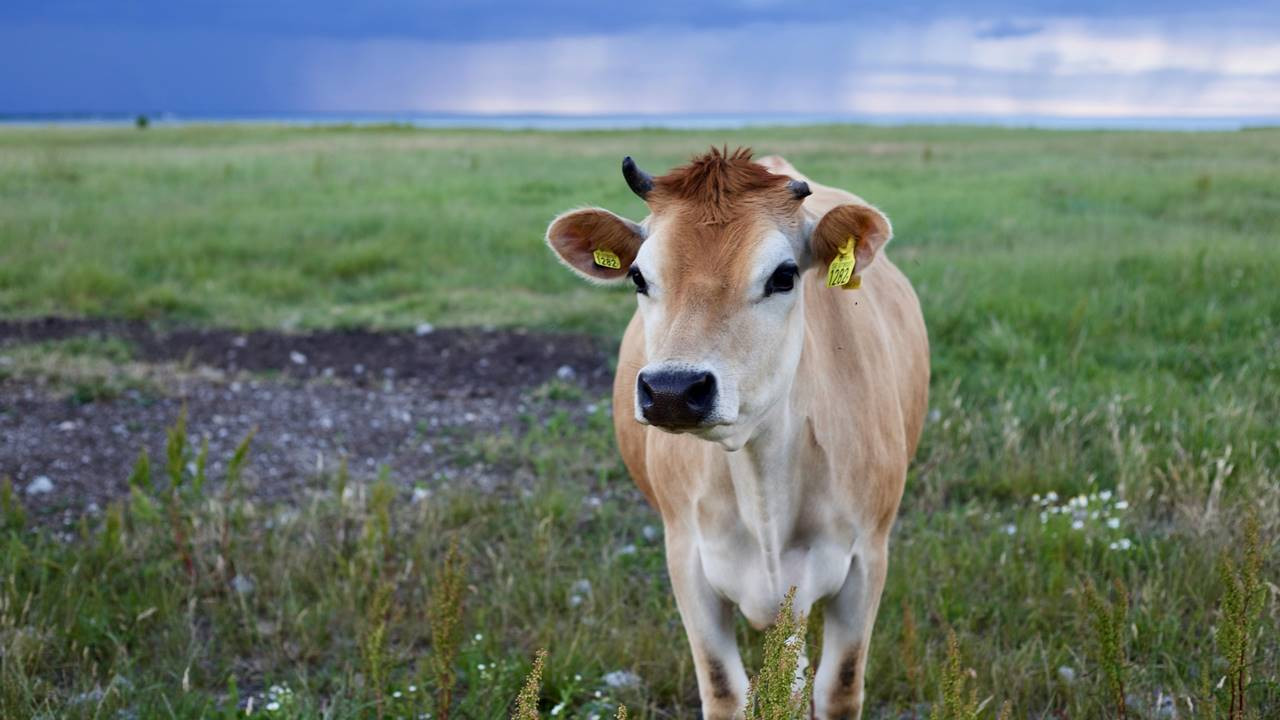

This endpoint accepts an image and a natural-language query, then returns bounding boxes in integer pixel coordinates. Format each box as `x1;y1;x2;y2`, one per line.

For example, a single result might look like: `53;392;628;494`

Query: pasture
0;123;1277;718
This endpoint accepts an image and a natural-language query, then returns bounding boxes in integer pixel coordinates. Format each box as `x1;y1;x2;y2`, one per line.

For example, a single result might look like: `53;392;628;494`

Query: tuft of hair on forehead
652;146;794;224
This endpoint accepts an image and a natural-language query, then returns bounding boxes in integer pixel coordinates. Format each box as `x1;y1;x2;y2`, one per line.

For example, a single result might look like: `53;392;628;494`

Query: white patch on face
747;230;804;296
630;222;666;303
717;230;807;443
631;224;808;449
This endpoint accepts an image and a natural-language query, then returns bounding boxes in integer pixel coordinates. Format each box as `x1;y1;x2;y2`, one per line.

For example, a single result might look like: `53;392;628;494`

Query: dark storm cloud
2;1;1278;116
3;1;1274;43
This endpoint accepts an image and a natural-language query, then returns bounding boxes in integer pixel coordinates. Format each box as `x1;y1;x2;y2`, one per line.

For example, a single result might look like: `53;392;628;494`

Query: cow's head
547;148;891;449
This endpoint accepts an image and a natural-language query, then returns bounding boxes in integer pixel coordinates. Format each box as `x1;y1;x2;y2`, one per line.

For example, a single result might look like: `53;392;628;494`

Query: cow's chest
694;490;856;628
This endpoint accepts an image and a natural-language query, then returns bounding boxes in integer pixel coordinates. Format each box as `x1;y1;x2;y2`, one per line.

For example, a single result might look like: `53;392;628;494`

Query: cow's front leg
666;534;748;719
813;540;889;720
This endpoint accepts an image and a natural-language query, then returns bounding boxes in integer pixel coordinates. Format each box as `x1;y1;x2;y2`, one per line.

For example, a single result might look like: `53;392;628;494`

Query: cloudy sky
2;1;1278;118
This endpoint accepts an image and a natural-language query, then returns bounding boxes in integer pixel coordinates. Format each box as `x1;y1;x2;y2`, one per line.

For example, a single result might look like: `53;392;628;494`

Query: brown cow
546;148;929;719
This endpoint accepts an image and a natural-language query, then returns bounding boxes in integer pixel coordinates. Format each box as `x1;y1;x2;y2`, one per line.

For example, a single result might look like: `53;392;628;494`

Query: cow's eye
629;266;649;295
763;262;799;297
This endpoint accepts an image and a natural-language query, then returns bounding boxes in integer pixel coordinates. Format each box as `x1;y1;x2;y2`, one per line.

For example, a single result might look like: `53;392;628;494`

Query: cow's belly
698;527;853;628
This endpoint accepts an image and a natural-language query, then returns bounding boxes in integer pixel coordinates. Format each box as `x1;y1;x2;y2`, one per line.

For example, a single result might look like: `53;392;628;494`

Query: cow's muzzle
637;368;717;429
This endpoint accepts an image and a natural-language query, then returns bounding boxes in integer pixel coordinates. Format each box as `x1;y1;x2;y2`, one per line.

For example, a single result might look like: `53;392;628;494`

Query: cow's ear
808;203;892;278
546;208;645;283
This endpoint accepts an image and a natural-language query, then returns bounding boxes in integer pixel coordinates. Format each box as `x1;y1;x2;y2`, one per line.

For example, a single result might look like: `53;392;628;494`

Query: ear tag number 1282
825;237;857;288
592;248;621;270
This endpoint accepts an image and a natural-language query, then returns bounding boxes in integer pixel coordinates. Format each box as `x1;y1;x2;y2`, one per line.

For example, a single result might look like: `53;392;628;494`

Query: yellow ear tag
592;248;621;270
825;237;857;288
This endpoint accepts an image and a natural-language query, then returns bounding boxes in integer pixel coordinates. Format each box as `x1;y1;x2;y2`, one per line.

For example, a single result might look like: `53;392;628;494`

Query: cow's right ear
546;208;645;283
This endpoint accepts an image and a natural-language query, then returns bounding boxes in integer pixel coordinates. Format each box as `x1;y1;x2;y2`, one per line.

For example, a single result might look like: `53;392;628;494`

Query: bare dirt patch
0;317;615;523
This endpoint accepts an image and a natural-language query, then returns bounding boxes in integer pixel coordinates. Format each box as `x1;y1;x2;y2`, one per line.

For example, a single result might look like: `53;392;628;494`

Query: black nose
637;369;717;428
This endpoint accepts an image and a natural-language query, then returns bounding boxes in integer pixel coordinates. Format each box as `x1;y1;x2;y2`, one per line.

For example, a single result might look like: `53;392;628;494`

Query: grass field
1;124;1278;719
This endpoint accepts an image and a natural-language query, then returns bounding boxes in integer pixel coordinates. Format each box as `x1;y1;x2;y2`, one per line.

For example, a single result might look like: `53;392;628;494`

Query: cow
545;147;929;719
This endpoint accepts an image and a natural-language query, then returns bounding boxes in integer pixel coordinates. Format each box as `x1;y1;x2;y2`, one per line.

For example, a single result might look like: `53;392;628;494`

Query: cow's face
547;149;891;450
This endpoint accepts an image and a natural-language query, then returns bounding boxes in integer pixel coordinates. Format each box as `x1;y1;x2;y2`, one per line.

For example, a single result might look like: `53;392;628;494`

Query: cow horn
788;179;811;200
622;156;654;199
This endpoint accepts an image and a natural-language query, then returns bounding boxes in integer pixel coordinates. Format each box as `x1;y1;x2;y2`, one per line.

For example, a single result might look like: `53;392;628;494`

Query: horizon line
2;110;1278;132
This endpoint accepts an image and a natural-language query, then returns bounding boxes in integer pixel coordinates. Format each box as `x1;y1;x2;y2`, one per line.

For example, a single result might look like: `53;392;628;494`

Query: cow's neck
717;296;813;577
721;387;805;579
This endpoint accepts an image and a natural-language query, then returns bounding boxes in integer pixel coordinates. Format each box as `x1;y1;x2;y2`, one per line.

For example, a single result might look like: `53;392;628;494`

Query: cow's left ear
546;207;645;283
808;203;892;278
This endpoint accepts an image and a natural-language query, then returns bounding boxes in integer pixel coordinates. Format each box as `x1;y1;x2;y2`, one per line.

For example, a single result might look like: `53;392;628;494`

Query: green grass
1;124;1278;718
3;124;1277;337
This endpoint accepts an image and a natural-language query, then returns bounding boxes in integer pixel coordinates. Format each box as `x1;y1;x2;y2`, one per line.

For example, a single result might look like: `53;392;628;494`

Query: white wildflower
1071;519;1085;530
1115;500;1130;510
1106;517;1121;529
1100;490;1113;501
551;702;566;716
266;701;281;712
603;670;642;689
1003;524;1017;535
231;574;256;595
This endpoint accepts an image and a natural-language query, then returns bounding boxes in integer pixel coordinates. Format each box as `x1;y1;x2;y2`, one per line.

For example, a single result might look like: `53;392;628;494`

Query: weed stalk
1082;578;1129;720
362;580;395;719
512;649;547;720
930;630;983;720
430;538;467;720
1217;512;1265;720
745;587;812;720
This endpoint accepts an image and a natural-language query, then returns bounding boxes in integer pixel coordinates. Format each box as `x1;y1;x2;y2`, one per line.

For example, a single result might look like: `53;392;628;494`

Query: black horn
788;179;811;200
622;156;654;199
